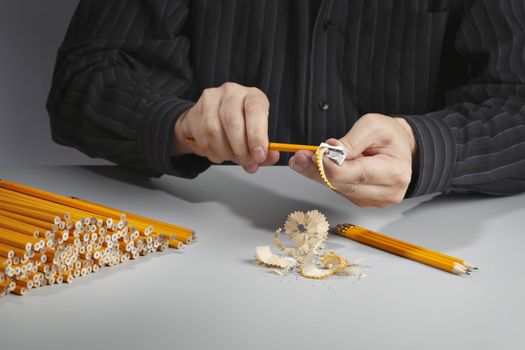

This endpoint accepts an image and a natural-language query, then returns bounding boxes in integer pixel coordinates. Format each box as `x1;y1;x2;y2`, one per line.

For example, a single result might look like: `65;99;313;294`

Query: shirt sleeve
403;0;525;196
46;0;211;178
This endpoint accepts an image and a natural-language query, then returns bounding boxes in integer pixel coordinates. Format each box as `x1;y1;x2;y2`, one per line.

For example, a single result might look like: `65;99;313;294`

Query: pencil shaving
255;245;297;269
254;210;365;280
272;268;291;276
285;210;329;243
298;248;338;279
315;147;337;190
321;252;349;273
273;228;306;257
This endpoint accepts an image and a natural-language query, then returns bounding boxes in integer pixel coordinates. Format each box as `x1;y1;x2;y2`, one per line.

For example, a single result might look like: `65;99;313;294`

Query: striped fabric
47;0;525;196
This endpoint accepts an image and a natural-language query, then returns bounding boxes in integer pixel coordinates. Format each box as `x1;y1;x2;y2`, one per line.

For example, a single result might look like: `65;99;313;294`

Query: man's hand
171;82;280;173
288;113;417;208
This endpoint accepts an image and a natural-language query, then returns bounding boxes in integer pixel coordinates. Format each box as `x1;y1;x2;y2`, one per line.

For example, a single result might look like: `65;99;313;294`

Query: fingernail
253;147;266;163
291;155;308;172
296;154;309;168
244;162;257;173
290;160;303;172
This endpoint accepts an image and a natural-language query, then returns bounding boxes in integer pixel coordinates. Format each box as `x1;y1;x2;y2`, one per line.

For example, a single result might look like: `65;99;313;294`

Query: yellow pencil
185;137;318;153
0;179;197;297
334;224;476;275
0;182;193;240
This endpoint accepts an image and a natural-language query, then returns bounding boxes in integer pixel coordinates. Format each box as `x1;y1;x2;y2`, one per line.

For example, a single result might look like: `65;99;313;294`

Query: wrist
171;109;193;156
394;117;417;159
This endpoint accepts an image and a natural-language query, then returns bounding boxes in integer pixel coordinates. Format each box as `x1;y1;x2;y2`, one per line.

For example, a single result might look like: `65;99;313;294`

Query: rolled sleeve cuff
141;97;211;178
402;111;457;197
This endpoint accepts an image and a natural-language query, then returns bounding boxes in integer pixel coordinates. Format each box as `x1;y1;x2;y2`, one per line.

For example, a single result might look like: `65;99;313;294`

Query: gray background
0;0;105;165
1;165;524;350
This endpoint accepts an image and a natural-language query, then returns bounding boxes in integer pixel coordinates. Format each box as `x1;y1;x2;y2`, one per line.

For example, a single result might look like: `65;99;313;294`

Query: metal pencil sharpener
319;143;346;166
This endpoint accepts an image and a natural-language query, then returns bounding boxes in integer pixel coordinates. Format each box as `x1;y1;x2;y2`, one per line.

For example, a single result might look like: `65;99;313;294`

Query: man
47;0;525;207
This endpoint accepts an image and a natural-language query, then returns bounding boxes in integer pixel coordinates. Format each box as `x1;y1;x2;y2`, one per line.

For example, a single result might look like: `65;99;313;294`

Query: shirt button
319;99;330;111
322;19;333;31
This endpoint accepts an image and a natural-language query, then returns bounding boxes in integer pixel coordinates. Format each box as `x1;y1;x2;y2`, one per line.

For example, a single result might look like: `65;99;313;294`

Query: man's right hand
171;82;280;173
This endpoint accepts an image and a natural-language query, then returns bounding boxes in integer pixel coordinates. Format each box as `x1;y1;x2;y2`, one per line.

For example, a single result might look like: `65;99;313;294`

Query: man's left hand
289;113;417;208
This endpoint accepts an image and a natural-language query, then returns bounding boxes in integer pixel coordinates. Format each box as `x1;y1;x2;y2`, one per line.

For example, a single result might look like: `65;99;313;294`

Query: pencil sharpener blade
319;143;346;166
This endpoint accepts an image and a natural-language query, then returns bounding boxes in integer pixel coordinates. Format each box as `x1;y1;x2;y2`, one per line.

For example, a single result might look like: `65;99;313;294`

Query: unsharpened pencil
0;179;195;297
335;224;477;275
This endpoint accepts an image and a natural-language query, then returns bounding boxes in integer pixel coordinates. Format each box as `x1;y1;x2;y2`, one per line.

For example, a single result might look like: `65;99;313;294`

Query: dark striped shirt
47;0;525;196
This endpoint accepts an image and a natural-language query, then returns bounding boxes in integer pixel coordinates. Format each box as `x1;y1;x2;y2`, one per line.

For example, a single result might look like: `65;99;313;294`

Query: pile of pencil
335;224;477;275
0;179;194;297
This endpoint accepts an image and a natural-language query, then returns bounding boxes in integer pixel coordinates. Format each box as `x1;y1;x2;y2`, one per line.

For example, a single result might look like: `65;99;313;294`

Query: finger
290;149;403;207
323;138;410;186
324;138;367;161
244;88;270;164
219;93;252;165
243;150;280;173
338;114;391;159
289;151;325;184
200;89;234;163
336;182;404;208
323;153;402;186
260;150;280;166
242;162;259;174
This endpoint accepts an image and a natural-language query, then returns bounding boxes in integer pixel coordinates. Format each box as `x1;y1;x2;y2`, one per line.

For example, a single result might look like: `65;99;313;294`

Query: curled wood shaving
298;250;337;279
254;210;365;280
321;252;349;274
274;228;311;257
255;245;297;269
272;268;291;276
315;147;337;190
285;210;329;242
284;211;309;246
299;264;335;279
275;210;330;256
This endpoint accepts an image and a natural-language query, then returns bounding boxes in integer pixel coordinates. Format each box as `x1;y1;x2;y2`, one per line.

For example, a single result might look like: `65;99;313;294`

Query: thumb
337;114;389;159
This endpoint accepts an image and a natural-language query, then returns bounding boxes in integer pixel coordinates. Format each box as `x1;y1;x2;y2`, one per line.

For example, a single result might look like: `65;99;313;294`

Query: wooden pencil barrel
0;214;43;237
268;142;318;153
0;209;58;232
336;224;468;266
0;180;193;236
1;184;192;239
337;225;462;267
0;179;195;297
0;202;61;225
335;225;464;274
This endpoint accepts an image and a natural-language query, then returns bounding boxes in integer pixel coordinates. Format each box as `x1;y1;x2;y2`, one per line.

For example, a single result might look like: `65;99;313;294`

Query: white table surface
0;165;524;350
